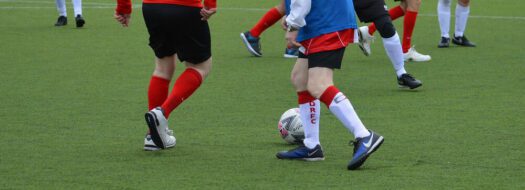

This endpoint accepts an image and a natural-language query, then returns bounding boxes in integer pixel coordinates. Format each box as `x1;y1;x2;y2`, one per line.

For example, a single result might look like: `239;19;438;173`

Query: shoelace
349;140;360;154
403;74;415;81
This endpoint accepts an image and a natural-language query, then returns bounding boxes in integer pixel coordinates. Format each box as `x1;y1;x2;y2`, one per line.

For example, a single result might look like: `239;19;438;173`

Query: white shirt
285;0;311;29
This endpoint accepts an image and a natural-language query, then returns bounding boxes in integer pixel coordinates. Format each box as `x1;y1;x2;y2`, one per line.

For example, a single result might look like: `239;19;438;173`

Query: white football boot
144;107;174;149
358;26;374;56
403;46;431;62
144;132;176;151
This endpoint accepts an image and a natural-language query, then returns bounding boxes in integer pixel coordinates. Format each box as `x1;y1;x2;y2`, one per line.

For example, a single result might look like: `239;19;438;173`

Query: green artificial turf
1;0;523;189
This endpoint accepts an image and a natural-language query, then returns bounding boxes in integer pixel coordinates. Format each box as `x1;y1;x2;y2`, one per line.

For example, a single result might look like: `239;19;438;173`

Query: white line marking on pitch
1;1;524;21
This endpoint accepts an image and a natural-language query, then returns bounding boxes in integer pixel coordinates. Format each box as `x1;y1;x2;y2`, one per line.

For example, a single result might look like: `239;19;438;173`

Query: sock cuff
319;86;340;107
406;10;419;15
297;91;316;104
268;7;282;15
383;32;400;41
183;68;203;85
390;6;406;19
151;75;171;83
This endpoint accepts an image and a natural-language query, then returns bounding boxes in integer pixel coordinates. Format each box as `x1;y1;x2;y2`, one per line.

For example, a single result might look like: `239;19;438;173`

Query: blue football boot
283;47;299;58
240;31;262;57
348;130;384;170
276;144;325;161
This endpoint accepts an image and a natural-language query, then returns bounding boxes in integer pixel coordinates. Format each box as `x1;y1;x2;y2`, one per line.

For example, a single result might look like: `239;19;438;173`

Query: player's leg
354;0;422;88
160;57;209;118
354;0;384;56
72;0;85;27
292;58;321;155
276;56;324;161
145;56;210;151
452;0;476;47
142;3;202;149
249;2;285;38
374;15;422;89
367;3;405;36
240;1;285;57
400;0;431;62
149;57;175;111
401;0;418;53
143;4;178;113
305;48;383;170
144;56;176;151
55;0;67;26
310;69;373;139
437;0;451;47
160;15;212;119
307;62;370;140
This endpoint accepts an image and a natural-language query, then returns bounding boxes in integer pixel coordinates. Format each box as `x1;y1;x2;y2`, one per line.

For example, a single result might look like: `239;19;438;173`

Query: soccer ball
278;108;304;144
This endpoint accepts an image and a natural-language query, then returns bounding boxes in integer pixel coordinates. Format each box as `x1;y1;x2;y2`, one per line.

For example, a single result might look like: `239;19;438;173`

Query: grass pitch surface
1;0;524;189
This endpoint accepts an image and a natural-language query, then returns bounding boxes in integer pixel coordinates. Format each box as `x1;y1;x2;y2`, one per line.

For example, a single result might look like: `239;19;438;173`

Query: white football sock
56;0;67;16
438;0;451;38
299;100;320;149
328;92;370;138
72;0;82;16
382;33;407;77
455;3;470;37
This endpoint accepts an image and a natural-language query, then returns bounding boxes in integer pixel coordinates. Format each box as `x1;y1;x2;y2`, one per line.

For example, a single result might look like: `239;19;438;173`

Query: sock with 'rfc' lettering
298;91;320;149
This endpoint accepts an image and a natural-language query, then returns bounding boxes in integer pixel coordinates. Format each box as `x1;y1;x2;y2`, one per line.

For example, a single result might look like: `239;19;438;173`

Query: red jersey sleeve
203;0;216;9
116;0;132;14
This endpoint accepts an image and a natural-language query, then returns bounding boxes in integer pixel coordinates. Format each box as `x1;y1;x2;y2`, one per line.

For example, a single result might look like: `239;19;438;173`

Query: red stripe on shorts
300;29;355;55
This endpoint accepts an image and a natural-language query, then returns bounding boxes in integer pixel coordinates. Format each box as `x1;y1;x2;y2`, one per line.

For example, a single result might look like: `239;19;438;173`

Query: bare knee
276;1;286;14
185;57;212;79
153;56;176;79
290;58;308;91
291;71;307;92
405;0;422;12
306;81;327;98
306;67;334;98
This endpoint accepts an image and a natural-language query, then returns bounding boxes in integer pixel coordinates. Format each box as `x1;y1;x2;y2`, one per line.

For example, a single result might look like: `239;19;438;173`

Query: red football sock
148;76;170;110
403;11;418;53
368;6;405;35
161;68;203;118
319;86;340;107
249;7;283;38
389;6;406;21
297;91;316;104
368;24;377;35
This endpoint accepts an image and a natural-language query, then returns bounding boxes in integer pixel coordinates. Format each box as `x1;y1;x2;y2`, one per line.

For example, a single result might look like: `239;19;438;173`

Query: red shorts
300;29;357;55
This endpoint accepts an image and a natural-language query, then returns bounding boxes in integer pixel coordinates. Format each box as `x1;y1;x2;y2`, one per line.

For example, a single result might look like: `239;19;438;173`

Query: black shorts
142;3;211;63
299;48;346;69
353;0;389;23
